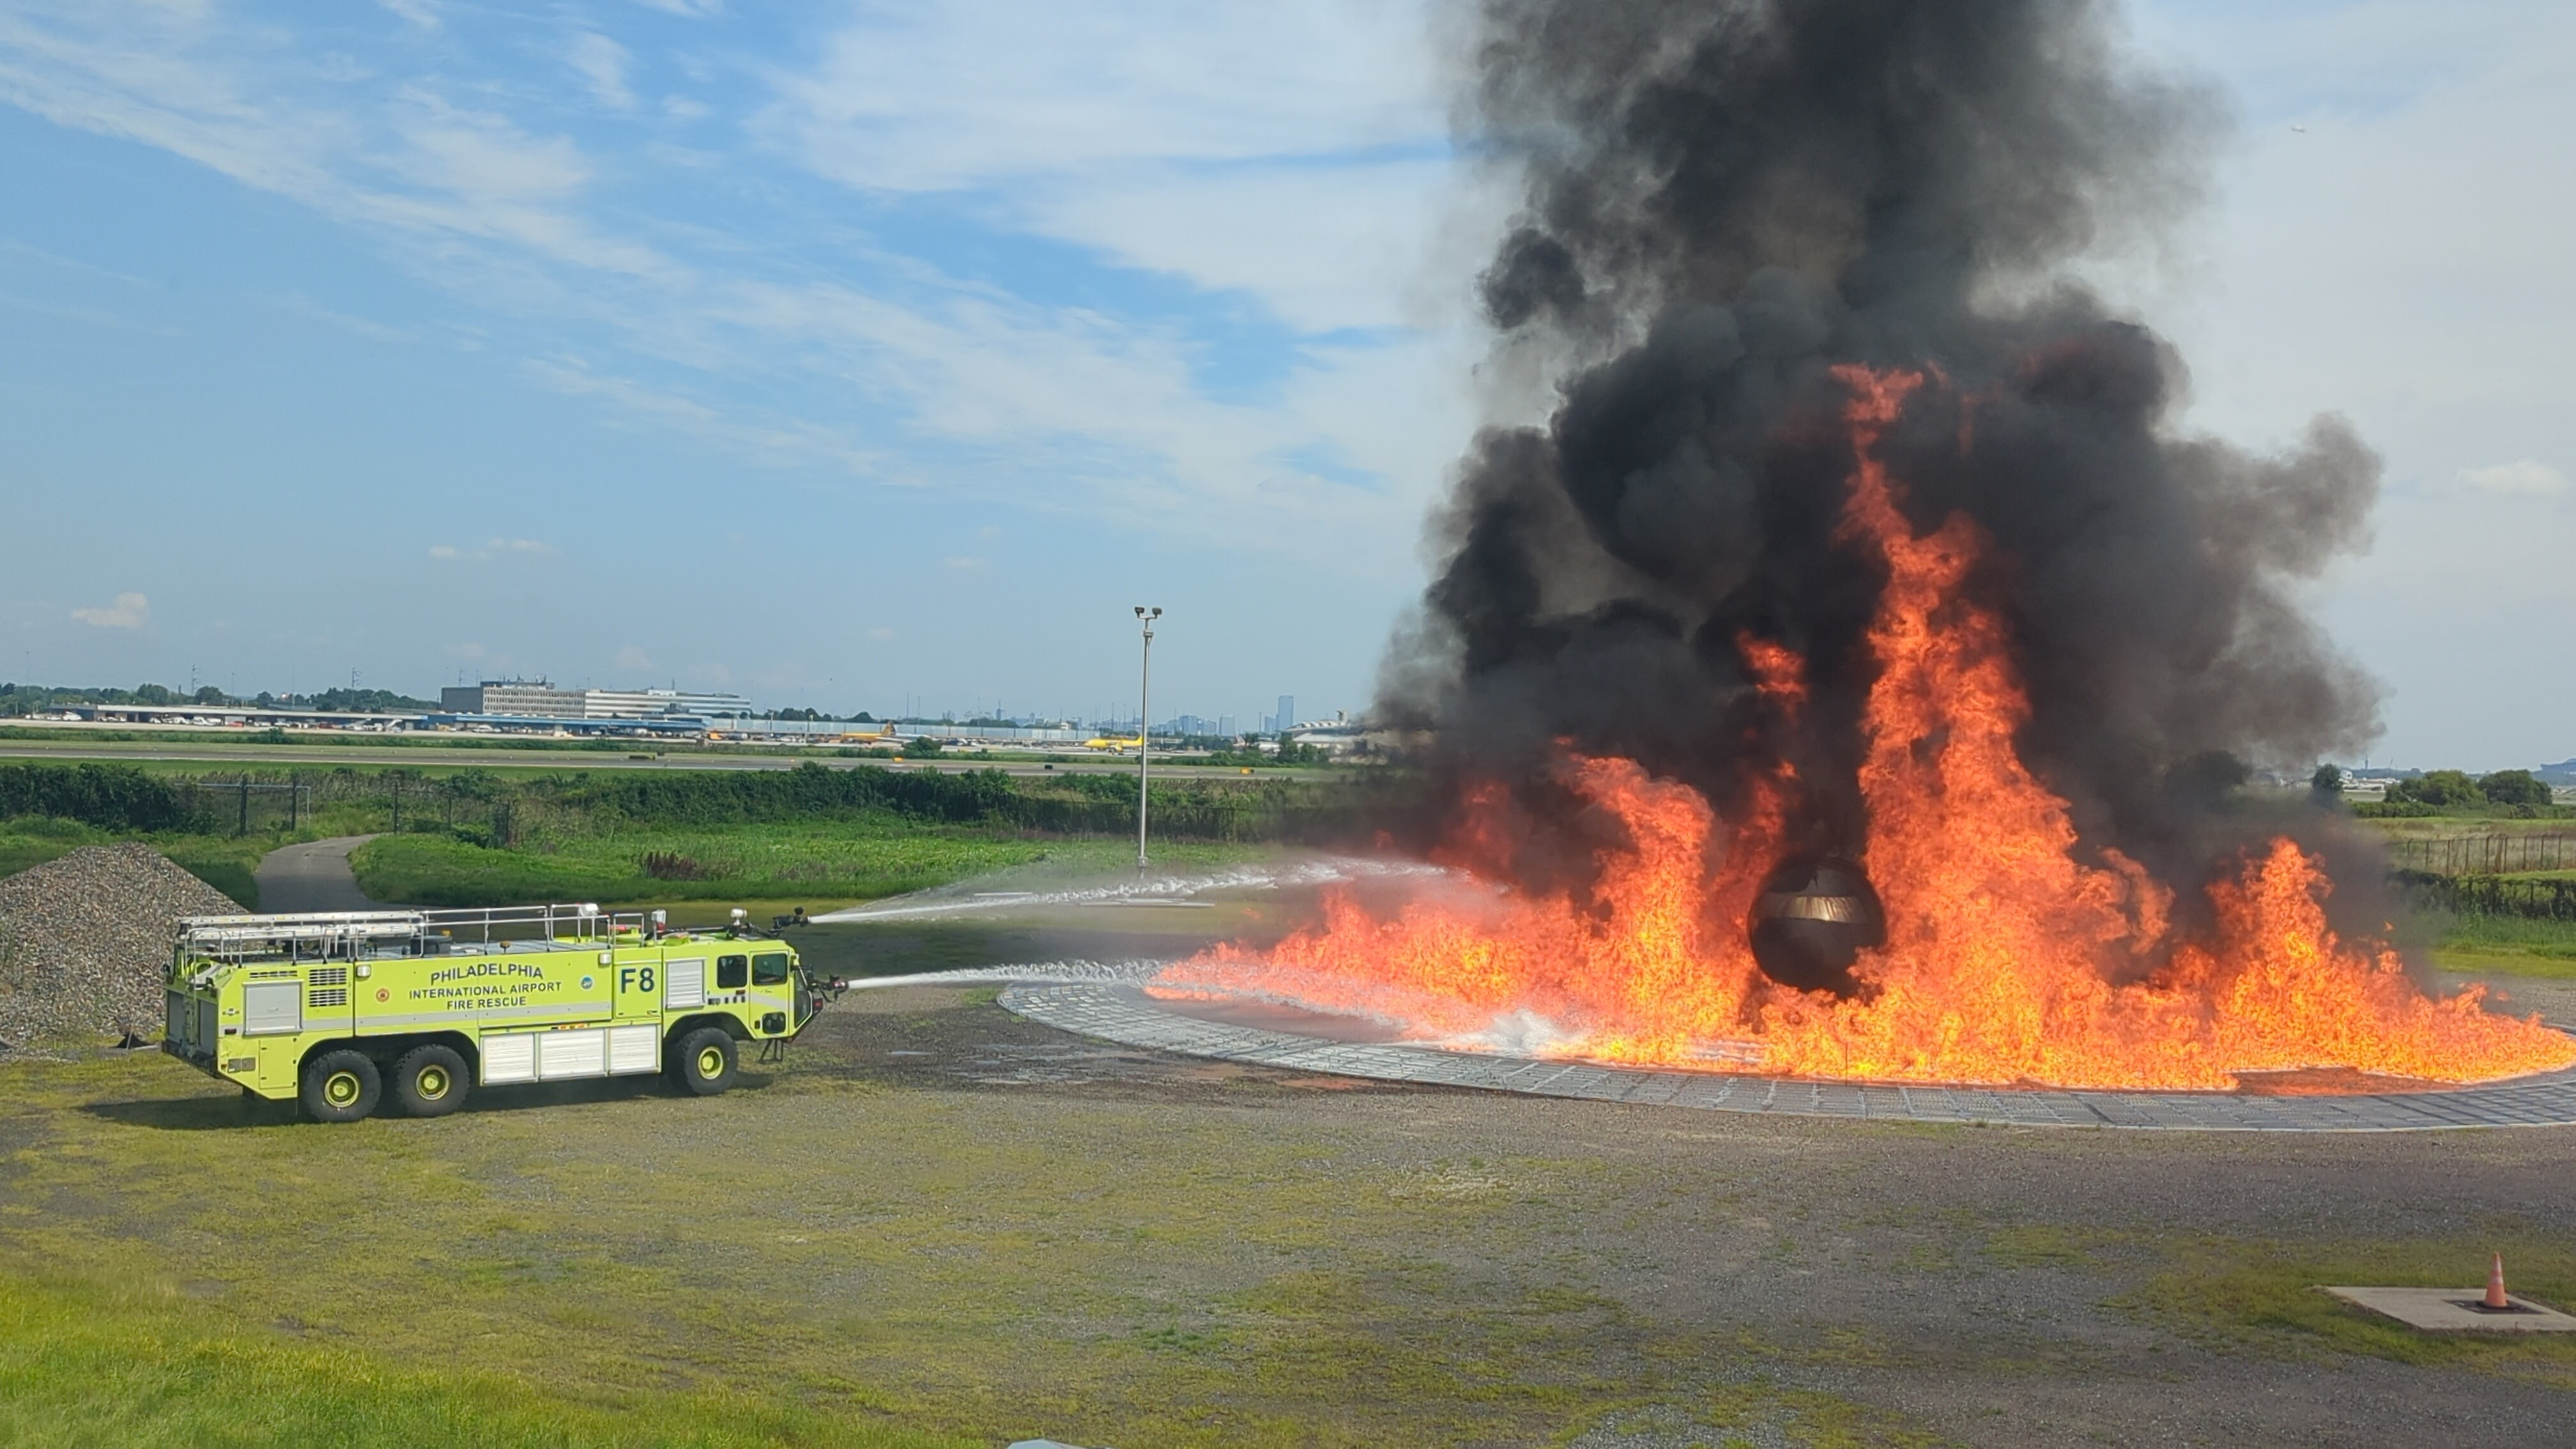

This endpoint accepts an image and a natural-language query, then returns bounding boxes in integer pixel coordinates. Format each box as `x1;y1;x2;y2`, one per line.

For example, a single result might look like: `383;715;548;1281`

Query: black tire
389;1043;471;1118
300;1048;382;1123
667;1026;737;1096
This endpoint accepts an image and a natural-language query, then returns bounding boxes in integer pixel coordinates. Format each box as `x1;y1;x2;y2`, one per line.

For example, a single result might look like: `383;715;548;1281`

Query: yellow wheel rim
697;1045;726;1078
417;1065;450;1100
324;1071;362;1107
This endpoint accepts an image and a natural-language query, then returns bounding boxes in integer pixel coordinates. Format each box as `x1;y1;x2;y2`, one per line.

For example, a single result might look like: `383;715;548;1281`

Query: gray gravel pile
0;843;240;1046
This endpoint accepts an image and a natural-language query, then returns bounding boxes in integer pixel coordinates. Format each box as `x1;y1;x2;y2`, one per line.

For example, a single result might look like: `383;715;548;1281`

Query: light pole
1133;606;1160;873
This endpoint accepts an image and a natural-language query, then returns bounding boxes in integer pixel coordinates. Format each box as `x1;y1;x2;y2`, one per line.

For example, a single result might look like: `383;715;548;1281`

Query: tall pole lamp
1133;606;1160;873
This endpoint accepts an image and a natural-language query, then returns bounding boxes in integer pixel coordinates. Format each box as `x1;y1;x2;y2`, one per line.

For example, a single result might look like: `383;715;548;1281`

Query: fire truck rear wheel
669;1027;737;1096
300;1049;382;1124
390;1043;471;1118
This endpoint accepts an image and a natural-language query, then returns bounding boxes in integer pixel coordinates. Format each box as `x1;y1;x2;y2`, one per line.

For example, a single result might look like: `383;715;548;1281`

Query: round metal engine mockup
1748;855;1885;996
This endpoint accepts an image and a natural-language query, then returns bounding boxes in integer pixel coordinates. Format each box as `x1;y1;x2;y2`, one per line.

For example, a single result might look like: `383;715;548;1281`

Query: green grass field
0;1027;1934;1449
0;1273;969;1449
349;825;1271;907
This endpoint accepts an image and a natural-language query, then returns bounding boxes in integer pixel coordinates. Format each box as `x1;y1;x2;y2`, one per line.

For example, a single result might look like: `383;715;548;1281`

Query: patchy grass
0;1036;1936;1448
2121;1236;2576;1381
2433;950;2576;982
2419;910;2576;979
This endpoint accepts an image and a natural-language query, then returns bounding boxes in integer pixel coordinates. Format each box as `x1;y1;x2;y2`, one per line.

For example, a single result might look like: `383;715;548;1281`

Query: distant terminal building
442;680;583;717
440;680;752;720
579;686;751;719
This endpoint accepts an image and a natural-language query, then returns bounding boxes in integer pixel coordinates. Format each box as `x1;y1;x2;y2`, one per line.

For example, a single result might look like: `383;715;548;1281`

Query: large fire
1158;369;2576;1091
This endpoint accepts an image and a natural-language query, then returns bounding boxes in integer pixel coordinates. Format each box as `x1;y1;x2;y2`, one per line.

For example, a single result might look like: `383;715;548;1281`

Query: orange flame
1160;368;2576;1091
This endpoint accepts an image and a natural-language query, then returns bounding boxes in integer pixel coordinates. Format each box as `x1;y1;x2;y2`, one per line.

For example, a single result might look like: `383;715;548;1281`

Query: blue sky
1;1;2570;763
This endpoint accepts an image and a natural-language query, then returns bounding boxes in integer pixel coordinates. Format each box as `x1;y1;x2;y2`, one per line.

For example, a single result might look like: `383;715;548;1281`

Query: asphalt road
0;737;1331;780
252;834;382;912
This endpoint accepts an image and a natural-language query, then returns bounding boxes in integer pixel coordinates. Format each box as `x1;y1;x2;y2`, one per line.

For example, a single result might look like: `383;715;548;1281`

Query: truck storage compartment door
537;1028;607;1080
608;1023;658;1074
481;1031;537;1084
241;980;302;1036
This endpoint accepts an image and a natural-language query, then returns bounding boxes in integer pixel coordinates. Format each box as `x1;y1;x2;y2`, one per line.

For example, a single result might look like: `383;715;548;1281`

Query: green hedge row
0;763;188;831
574;762;1337;839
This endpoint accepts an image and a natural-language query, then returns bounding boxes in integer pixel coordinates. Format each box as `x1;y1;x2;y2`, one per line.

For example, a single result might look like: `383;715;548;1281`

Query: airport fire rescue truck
161;903;827;1122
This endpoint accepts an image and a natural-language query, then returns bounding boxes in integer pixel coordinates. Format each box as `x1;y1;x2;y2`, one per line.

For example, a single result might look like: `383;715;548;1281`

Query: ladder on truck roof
177;903;634;957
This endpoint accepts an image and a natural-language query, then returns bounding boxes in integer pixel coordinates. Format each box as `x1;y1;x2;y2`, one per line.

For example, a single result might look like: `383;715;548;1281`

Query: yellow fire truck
162;903;827;1123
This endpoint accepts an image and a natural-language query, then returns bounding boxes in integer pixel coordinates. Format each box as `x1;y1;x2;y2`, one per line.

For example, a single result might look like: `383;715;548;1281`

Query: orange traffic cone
2486;1253;2510;1310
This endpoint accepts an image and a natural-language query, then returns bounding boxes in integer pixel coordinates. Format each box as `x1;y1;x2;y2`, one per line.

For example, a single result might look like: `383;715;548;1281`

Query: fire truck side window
753;953;790;986
716;954;749;990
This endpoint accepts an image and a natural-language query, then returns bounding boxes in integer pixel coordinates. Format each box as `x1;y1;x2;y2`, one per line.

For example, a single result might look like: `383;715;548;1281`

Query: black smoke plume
1387;0;2385;937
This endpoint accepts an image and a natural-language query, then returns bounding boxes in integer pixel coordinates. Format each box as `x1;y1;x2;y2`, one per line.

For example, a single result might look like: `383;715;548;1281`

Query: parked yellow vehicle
162;903;826;1122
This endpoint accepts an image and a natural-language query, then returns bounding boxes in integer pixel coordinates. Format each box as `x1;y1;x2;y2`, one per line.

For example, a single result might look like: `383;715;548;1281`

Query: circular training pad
999;982;2576;1133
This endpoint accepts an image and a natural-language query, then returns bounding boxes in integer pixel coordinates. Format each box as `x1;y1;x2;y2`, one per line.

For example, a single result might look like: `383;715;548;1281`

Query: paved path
1001;981;2576;1132
254;835;383;913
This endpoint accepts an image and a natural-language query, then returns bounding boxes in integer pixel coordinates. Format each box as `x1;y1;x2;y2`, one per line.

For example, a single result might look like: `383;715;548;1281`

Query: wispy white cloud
0;0;1471;574
273;291;414;342
519;356;884;476
72;592;150;628
428;539;555;562
381;0;438;32
763;2;1440;192
565;31;634;111
2452;460;2567;497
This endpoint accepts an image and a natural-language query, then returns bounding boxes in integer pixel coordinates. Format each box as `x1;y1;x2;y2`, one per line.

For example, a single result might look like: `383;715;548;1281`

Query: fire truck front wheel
300;1049;383;1123
668;1027;738;1096
390;1043;471;1118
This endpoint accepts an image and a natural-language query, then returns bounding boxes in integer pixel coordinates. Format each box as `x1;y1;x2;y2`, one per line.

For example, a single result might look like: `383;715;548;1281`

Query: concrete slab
997;981;2576;1132
2322;1286;2576;1332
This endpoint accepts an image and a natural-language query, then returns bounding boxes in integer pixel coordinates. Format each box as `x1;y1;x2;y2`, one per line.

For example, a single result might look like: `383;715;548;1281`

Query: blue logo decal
581;975;595;990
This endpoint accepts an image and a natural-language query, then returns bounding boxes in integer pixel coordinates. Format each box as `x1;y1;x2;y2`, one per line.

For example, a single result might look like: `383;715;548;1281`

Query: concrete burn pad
2324;1286;2576;1332
998;981;2576;1132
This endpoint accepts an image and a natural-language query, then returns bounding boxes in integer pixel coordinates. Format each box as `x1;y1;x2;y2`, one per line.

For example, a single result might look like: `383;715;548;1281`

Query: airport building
440;680;753;719
579;686;752;719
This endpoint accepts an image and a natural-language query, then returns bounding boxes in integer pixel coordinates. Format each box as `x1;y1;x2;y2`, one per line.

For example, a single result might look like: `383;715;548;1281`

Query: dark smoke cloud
1388;0;2384;914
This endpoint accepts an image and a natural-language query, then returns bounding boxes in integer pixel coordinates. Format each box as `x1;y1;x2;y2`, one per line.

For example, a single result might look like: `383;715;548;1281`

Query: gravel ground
0;843;238;1045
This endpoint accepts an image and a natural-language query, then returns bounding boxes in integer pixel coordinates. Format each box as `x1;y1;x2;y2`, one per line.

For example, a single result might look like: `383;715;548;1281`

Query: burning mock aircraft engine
1747;856;1884;997
1141;0;2576;1094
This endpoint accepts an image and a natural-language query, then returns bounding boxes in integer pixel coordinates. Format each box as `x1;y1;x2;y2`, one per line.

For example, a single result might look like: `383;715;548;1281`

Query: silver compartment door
241;980;302;1036
607;1023;659;1075
663;956;707;1011
480;1031;537;1084
537;1028;608;1080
